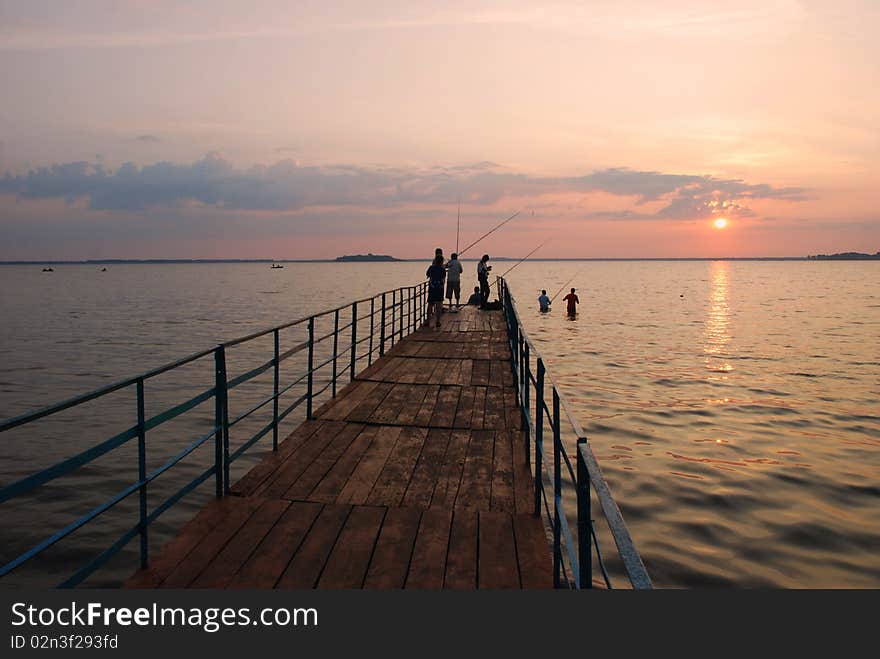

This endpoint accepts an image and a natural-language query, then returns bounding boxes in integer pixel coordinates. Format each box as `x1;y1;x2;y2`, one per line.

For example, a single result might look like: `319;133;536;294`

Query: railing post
332;309;340;397
136;378;148;568
307;317;315;420
535;357;544;518
518;330;525;406
214;346;228;497
552;388;562;588
577;438;592;589
369;298;375;366
350;301;358;382
390;289;396;348
272;328;279;451
379;293;387;357
399;288;404;341
523;341;530;445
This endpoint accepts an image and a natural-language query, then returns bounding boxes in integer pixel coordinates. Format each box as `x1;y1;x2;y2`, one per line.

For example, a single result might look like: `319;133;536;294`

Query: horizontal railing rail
0;280;429;587
498;276;652;589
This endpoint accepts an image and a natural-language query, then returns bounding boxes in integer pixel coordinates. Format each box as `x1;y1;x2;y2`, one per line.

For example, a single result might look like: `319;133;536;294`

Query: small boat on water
42;267;54;272
270;262;284;269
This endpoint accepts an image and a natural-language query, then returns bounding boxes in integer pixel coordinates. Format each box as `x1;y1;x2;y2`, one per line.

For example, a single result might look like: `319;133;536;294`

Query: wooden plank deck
126;305;552;589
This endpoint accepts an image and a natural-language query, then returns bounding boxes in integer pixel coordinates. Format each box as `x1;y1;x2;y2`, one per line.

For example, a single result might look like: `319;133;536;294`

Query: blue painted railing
0;282;428;587
499;277;652;589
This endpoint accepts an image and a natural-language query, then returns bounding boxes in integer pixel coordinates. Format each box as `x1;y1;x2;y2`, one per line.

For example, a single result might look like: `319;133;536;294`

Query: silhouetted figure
538;289;551;312
426;254;446;329
563;288;579;316
466;287;482;306
477;254;491;307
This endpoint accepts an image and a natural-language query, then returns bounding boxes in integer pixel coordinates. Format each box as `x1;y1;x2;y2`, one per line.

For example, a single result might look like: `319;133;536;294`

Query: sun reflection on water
704;261;733;374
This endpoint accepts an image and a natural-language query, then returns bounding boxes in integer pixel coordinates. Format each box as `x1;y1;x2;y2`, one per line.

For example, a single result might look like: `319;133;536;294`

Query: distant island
335;253;400;262
807;251;880;260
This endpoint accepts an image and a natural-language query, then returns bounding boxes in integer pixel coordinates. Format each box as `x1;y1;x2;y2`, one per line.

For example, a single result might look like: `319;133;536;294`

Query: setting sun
714;218;728;229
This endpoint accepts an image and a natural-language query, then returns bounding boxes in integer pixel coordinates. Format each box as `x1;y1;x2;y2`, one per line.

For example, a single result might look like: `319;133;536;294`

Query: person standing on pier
538;289;551;312
477;254;492;308
426;254;447;329
562;288;579;316
445;252;463;310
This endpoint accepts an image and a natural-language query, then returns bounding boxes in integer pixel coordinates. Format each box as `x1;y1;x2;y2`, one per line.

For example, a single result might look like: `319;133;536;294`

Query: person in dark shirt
466;286;482;306
477;254;491;307
426;255;447;329
562;288;579;316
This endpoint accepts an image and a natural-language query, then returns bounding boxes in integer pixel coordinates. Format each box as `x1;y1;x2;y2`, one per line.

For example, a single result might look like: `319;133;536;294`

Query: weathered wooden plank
444;511;478;589
308;425;380;504
484;386;506;430
430;430;471;510
160;497;265;588
402;428;451;509
471;360;490;387
230;419;326;496
457;359;474;386
415;359;442;384
366;427;428;506
318;506;386;588
429;385;460;428
254;420;346;498
346;381;394;422
513;513;553;589
453;386;475;429
510;429;534;516
406;509;453;589
396;384;430;426
191;498;290;588
370;383;413;424
490;430;515;512
478;511;520;589
363;507;422;589
124;497;244;588
276;504;351;588
282;422;366;500
318;380;379;421
227;501;323;589
455;430;494;510
336;426;403;505
413;385;441;426
470;386;486;429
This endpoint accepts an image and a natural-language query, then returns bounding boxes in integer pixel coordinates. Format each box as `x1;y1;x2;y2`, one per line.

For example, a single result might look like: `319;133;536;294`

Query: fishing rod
498;240;549;278
549;265;588;302
457;209;522;257
456;198;461;254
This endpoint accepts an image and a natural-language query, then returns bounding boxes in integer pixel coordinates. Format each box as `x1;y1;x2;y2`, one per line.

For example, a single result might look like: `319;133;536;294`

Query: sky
0;0;878;259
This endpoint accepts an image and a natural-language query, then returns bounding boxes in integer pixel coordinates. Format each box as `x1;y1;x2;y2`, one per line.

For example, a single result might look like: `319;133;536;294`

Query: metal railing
0;281;428;587
498;277;652;589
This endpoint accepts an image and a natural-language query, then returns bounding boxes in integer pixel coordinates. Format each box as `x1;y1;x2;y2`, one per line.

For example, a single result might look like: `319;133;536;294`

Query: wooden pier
126;305;553;589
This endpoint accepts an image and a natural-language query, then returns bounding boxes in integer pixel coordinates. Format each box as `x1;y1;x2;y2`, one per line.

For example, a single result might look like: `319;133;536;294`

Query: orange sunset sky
0;0;877;259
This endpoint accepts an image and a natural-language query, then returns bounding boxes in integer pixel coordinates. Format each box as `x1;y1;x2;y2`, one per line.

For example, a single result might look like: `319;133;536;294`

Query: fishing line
457;210;522;257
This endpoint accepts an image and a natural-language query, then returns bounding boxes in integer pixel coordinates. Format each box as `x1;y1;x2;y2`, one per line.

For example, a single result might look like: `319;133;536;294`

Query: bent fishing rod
550;265;588;302
498;240;550;278
457;209;522;257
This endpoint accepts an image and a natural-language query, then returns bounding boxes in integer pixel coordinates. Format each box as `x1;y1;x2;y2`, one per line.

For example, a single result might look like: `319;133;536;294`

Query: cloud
0;154;807;219
135;134;161;143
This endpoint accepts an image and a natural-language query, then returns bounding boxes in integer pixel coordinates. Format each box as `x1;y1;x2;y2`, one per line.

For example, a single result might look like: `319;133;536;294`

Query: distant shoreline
3;256;880;265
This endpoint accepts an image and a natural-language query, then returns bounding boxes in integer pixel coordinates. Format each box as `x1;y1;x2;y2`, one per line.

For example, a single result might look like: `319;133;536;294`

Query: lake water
1;261;878;588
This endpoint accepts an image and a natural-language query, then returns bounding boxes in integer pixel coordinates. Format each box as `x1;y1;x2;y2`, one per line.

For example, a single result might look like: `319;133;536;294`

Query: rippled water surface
1;261;878;587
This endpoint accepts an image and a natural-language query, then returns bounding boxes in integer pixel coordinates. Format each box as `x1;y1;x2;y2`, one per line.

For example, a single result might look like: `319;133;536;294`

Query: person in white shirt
445;253;464;309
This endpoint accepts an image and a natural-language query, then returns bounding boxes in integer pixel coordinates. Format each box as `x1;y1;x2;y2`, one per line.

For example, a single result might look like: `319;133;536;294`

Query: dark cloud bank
0;153;807;220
